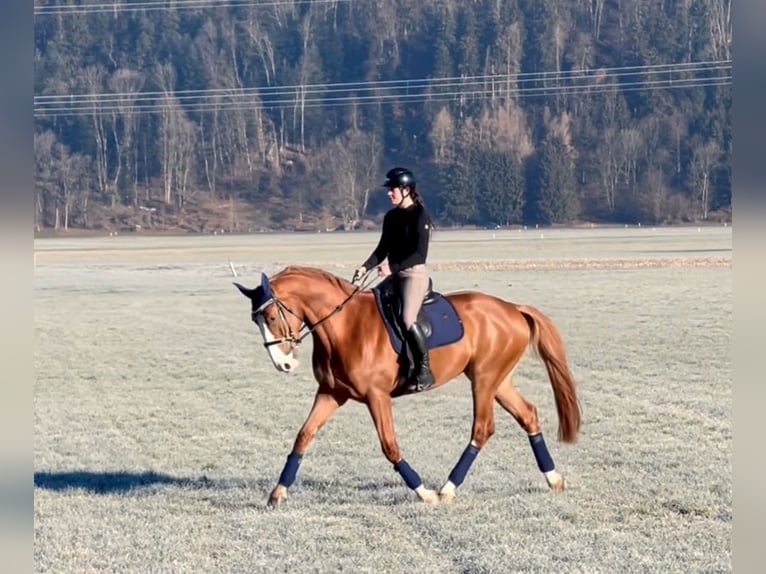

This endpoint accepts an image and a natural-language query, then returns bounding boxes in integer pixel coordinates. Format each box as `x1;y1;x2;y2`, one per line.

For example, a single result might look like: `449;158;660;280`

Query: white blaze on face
255;315;300;372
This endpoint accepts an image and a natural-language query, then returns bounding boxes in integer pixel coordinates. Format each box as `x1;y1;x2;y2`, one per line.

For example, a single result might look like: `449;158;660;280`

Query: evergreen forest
34;0;732;233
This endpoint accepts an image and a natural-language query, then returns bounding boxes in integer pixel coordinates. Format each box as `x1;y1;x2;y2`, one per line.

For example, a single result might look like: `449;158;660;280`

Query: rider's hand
352;265;367;284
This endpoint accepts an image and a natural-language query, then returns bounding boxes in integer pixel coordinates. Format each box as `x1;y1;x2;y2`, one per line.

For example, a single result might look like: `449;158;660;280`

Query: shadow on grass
35;471;452;505
34;470;271;494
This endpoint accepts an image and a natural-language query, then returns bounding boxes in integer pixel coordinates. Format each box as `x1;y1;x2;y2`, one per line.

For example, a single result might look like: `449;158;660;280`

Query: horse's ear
260;272;274;300
233;282;254;299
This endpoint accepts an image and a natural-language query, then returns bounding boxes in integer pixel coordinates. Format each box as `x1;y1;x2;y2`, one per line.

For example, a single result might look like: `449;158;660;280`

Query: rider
353;167;435;392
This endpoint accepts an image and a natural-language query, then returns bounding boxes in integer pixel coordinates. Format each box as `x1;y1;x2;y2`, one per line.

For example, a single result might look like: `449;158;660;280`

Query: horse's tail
518;305;581;443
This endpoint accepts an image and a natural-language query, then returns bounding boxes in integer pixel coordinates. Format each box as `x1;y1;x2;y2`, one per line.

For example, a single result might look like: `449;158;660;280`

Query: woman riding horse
235;266;581;506
353;166;435;393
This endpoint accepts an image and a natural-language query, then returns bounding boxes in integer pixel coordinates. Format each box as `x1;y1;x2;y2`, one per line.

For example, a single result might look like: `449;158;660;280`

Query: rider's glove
352;265;367;284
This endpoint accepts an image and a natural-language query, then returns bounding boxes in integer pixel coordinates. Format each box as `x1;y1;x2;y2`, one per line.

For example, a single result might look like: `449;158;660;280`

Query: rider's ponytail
409;184;426;207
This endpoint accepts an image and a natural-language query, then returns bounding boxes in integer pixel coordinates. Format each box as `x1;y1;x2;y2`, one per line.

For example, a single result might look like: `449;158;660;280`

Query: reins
259;269;379;349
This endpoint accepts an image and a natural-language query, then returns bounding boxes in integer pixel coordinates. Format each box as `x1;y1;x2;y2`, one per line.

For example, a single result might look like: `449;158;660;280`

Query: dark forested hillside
34;0;732;233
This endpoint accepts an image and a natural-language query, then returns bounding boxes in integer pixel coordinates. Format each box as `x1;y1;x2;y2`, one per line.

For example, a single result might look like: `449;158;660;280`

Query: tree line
34;0;732;232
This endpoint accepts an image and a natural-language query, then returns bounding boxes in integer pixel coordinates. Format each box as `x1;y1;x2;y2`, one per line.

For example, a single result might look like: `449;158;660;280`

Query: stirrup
408;367;435;392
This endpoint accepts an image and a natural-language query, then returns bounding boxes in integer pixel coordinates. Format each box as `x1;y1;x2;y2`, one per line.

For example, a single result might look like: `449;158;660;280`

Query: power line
34;77;731;118
34;60;730;102
34;0;353;17
35;76;732;116
36;69;731;108
34;60;731;118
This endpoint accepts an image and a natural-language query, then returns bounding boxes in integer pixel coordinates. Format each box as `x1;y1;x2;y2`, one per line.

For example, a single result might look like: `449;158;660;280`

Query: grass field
34;227;732;573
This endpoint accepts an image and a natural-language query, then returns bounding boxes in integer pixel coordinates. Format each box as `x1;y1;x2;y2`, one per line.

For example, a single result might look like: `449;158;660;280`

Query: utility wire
34;60;731;118
34;77;732;117
34;60;730;102
35;73;731;109
34;0;353;16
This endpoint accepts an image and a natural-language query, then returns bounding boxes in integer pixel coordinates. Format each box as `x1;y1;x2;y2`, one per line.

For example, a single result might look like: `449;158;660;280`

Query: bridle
252;298;305;349
252;273;376;349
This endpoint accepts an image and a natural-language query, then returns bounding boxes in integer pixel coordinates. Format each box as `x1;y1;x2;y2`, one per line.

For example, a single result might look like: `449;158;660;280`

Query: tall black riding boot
404;323;435;392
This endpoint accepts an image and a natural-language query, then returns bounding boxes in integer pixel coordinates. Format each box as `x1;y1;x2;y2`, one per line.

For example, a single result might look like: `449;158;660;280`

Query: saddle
372;275;464;355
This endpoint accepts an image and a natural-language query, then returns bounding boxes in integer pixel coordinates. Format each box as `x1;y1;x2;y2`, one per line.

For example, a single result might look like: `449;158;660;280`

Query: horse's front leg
439;383;495;504
366;391;438;505
268;389;346;507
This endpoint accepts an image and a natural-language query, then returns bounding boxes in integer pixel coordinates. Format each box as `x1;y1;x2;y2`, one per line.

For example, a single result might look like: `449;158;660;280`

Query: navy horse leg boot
404;323;435;392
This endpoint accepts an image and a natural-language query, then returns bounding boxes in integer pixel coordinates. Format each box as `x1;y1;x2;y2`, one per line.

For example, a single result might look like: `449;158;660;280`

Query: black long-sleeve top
362;203;432;274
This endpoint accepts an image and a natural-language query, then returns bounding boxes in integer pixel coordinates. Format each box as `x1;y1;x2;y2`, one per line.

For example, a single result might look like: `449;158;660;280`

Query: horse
234;265;581;506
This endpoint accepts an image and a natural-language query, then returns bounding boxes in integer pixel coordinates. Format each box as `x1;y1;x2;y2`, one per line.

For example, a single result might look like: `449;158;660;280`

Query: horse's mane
277;265;356;296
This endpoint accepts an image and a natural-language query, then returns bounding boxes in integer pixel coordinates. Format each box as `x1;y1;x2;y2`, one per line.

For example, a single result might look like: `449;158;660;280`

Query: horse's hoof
439;491;456;504
549;479;565;492
439;482;457;504
546;471;565;492
267;485;288;507
415;486;439;505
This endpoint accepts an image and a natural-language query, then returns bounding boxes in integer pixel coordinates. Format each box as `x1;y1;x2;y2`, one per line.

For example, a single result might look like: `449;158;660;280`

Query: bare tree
52;142;73;230
296;9;315;153
73;154;94;228
243;11;277;85
709;0;732;60
485;102;536;162
173;117;197;210
223;13;258;179
598;127;620;212
108;69;145;206
195;15;267;188
638;115;662;169
459;102;534;163
589;0;606;42
688;140;721;220
666;113;689;177
544;108;576;158
35;133;92;230
82;66;112;204
54;144;92;230
319;128;382;230
492;22;523;100
155;63;198;208
34;131;56;231
160;102;197;208
429;107;456;164
644;165;670;223
616;127;644;187
568;31;595;71
552;16;567;74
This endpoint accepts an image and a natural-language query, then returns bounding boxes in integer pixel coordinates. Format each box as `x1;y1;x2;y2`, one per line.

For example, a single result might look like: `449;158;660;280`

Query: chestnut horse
235;265;580;506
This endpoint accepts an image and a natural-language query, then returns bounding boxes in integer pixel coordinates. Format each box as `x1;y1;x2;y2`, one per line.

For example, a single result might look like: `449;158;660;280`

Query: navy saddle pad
372;279;464;354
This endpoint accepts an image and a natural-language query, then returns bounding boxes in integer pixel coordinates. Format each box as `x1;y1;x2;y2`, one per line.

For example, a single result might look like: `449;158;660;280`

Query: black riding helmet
382;167;416;189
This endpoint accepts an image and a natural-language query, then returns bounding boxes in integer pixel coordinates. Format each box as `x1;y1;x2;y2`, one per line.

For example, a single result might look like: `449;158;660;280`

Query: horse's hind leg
365;390;438;505
268;389;347;507
494;376;565;492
